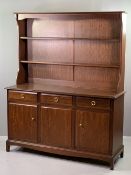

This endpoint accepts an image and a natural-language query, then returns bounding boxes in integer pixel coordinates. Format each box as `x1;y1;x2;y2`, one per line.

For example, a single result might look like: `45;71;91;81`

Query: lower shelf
6;139;124;170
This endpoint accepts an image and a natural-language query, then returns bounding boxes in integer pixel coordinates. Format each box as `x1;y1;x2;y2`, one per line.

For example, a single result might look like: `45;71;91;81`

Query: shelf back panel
75;40;120;65
74;14;121;39
28;64;73;81
26;14;121;39
28;64;119;92
74;66;119;91
27;17;74;38
28;40;73;63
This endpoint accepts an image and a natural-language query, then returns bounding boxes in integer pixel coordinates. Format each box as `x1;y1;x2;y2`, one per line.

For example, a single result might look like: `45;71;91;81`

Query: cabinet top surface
6;83;124;99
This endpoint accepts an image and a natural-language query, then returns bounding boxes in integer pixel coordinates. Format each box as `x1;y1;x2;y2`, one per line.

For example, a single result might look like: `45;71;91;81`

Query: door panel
76;110;109;154
40;107;72;148
8;103;37;143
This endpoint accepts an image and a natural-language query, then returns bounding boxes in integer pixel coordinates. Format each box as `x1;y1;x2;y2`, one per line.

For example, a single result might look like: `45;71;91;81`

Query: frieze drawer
8;90;37;103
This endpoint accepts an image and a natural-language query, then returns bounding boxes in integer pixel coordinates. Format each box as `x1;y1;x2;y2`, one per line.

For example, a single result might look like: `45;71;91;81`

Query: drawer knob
31;117;35;121
91;100;96;106
20;94;25;99
54;97;59;103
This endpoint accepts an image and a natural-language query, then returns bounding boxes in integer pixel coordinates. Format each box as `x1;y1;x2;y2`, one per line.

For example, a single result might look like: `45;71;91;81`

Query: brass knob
20;94;25;99
79;123;88;128
79;123;82;127
91;100;96;106
31;117;35;121
54;97;59;103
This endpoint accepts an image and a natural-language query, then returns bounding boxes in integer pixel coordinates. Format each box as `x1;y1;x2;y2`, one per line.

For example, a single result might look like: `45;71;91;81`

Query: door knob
31;117;35;121
79;123;82;127
79;123;88;128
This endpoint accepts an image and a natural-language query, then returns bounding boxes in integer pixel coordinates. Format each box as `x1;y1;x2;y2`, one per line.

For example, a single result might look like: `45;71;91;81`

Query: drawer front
40;94;72;106
8;90;37;103
76;97;110;109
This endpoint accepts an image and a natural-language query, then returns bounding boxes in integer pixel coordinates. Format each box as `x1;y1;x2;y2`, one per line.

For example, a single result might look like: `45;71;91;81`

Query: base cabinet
6;90;124;170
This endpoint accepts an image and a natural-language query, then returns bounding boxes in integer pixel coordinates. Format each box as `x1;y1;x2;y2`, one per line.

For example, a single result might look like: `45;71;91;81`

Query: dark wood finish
28;64;73;81
6;12;126;170
28;40;73;63
112;95;124;154
6;83;125;99
40;94;72;106
40;107;72;148
75;110;110;154
76;97;110;110
20;36;120;41
74;14;121;39
74;66;119;92
27;17;74;38
16;19;28;84
75;40;120;65
17;12;124;93
20;60;120;68
8;103;37;143
6;139;124;168
6;140;10;152
8;90;37;103
117;13;126;92
15;12;125;21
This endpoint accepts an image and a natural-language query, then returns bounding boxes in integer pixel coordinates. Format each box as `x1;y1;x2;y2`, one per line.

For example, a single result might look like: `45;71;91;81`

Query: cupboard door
40;107;72;148
8;103;37;143
76;110;109;154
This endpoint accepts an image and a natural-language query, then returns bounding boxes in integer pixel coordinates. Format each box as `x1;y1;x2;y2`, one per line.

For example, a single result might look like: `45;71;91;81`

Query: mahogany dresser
6;12;126;170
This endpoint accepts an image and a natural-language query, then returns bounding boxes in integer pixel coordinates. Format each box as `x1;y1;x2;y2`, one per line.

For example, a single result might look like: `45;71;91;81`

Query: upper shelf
20;60;120;68
20;36;120;42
